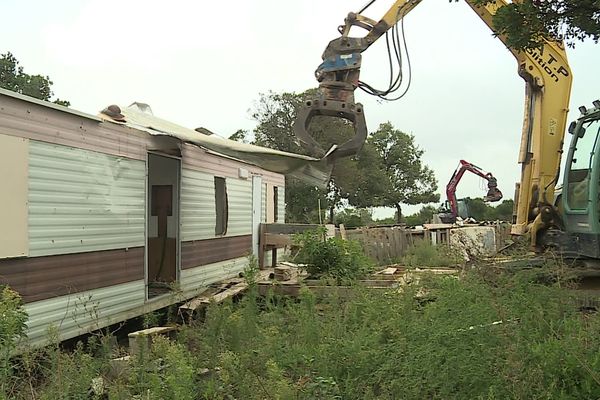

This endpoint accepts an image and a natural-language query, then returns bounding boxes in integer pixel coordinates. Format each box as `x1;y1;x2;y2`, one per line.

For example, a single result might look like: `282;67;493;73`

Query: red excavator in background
438;160;503;223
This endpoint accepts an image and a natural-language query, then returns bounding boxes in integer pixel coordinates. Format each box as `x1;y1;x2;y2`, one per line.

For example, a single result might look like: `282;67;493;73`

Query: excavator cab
559;102;600;258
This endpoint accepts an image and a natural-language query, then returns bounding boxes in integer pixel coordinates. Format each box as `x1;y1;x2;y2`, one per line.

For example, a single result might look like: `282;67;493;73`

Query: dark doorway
147;154;180;299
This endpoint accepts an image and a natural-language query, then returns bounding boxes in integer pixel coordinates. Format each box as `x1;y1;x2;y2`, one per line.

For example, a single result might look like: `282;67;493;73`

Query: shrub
401;240;463;268
0;286;28;396
293;227;374;283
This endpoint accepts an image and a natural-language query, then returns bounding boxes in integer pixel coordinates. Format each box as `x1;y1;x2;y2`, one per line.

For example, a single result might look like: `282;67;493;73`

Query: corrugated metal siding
181;168;253;241
24;280;145;346
180;168;214;241
180;257;248;294
28;141;145;257
181;236;252;269
227;178;252;236
277;186;286;223
0;247;144;303
182;143;285;185
0;94;147;160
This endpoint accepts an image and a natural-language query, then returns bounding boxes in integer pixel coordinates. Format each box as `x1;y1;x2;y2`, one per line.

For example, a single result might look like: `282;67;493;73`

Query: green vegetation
293;227;374;283
467;0;600;49
0;239;595;399
3;264;600;399
0;52;69;106
0;286;28;394
334;208;374;228
462;198;514;222
401;240;464;268
231;91;439;224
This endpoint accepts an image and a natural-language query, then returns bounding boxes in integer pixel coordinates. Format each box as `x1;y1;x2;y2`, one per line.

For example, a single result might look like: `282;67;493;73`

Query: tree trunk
328;206;334;224
395;204;402;224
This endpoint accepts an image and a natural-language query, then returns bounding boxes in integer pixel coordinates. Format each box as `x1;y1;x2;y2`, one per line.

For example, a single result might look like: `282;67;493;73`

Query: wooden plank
257;283;391;297
261;223;320;235
325;224;336;238
128;326;177;356
302;279;399;287
211;282;249;303
180;280;252;312
423;223;454;230
263;233;293;247
259;223;266;269
377;267;398;275
339;224;347;240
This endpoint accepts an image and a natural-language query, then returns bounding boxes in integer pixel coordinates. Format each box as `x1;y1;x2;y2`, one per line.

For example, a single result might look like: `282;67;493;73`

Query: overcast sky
3;0;599;218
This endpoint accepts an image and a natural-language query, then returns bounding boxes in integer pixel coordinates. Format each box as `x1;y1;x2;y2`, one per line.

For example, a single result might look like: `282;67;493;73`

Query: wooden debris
179;281;248;312
274;266;293;281
339;224;347;240
109;355;131;378
376;267;398;275
128;326;177;356
179;271;272;320
325;224;336;238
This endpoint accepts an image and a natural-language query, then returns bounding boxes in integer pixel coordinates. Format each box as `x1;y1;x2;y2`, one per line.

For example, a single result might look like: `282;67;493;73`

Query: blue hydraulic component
317;53;361;76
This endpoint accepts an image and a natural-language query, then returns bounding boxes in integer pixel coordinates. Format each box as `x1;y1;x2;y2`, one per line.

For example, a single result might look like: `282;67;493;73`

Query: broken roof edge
0;87;102;122
99;103;333;188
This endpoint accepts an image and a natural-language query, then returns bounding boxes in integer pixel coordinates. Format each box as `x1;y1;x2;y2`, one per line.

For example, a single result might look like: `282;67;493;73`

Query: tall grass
2;266;600;399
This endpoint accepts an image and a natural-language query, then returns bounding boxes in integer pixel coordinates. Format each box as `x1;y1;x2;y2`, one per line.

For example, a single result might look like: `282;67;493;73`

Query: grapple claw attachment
293;98;367;159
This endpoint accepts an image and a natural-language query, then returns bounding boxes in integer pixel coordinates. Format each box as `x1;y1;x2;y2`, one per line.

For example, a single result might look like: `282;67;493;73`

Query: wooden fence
346;226;426;265
259;222;509;267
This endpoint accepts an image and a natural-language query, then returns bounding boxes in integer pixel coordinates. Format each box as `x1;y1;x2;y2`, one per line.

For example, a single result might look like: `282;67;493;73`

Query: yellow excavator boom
295;0;573;247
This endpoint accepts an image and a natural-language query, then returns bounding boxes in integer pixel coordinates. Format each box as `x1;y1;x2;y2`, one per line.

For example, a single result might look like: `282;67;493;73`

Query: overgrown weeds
2;264;600;399
401;240;464;268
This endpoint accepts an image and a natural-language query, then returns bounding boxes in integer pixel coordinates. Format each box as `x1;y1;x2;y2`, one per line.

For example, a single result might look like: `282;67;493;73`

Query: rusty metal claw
292;98;367;159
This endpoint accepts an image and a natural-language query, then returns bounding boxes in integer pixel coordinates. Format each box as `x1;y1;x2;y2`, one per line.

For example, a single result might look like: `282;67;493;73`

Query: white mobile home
0;89;315;346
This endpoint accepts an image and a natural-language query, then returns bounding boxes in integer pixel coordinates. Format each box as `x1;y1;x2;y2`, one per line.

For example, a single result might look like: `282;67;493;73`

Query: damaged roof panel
100;103;333;188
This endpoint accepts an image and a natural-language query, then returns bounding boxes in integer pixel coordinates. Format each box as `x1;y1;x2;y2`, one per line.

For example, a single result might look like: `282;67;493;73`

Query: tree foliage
467;0;600;49
334;208;374;228
248;91;384;223
368;122;439;222
0;52;70;106
228;129;249;143
463;198;514;221
400;198;514;226
245;92;439;223
404;205;439;226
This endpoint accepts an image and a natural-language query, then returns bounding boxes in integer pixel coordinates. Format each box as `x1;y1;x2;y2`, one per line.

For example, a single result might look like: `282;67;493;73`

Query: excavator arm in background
294;0;572;250
444;160;503;221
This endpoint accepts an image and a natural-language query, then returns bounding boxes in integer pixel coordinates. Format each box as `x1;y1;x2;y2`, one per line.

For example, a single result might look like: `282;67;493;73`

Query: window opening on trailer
214;177;228;235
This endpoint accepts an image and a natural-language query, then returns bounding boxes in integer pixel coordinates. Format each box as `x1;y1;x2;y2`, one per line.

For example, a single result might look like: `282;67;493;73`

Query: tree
0;52;69;106
334;208;374;228
463;197;490;221
250;90;385;223
459;197;514;221
404;205;439;226
344;142;390;209
228;129;249;143
466;0;600;49
493;199;514;221
368;122;439;223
